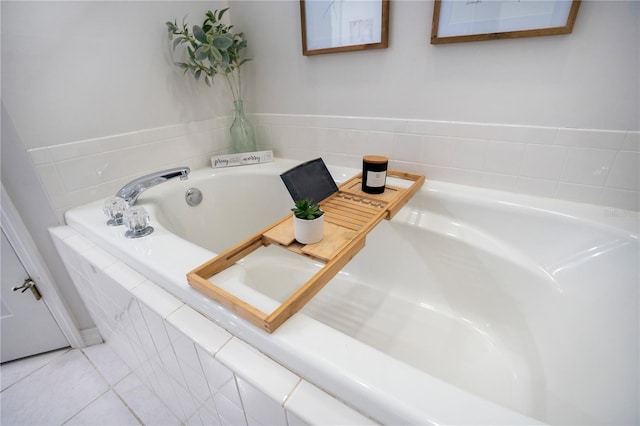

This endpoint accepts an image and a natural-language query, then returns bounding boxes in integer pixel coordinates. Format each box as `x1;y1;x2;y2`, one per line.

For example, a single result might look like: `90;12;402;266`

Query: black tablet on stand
280;158;338;204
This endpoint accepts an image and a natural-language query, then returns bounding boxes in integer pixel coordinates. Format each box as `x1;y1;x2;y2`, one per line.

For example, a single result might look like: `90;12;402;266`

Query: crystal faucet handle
123;206;154;238
103;197;128;226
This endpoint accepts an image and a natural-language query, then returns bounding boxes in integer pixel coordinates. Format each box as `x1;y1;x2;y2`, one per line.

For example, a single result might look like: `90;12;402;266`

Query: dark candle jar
362;155;388;194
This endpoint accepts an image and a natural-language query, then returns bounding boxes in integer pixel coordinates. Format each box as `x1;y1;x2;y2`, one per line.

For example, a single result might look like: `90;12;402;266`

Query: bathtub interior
234;210;638;424
145;172;418;255
68;162;639;425
146;174;294;254
236;220;546;414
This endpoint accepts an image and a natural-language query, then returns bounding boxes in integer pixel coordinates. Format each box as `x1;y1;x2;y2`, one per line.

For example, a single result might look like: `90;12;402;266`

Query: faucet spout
116;166;190;205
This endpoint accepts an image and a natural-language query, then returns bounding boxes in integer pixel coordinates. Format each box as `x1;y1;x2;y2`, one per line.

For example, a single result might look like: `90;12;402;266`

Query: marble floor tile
64;390;141;425
82;343;131;386
114;373;182;426
0;347;70;391
188;399;222;426
1;349;109;425
1;344;204;426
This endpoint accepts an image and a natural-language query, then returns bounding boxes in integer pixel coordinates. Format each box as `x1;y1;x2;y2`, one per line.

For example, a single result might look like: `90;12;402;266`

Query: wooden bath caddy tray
187;170;424;333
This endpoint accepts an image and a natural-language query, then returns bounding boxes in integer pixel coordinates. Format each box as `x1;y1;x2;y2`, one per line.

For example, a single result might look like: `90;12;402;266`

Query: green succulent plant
166;8;251;101
291;199;324;220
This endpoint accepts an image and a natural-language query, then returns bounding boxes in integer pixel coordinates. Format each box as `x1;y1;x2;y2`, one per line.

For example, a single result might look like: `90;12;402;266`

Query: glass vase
230;100;257;154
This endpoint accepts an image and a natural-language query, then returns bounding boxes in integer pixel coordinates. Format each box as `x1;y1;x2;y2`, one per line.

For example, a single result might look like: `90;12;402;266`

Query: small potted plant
291;199;324;244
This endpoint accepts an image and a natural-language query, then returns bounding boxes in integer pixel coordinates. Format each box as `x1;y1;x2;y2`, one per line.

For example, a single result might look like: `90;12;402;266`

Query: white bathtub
64;158;639;425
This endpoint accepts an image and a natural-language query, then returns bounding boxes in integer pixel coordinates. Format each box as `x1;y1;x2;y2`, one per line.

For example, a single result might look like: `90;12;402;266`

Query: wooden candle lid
363;155;388;164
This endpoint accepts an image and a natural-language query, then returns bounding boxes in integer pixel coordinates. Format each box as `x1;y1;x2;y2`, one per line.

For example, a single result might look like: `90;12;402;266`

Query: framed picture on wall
431;0;581;44
300;0;390;55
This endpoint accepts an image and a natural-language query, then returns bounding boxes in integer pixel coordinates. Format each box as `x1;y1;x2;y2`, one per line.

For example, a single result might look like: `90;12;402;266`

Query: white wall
2;1;231;151
233;0;639;131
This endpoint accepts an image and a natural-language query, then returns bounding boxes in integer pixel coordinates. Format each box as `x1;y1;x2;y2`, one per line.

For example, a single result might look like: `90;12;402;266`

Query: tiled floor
1;344;182;426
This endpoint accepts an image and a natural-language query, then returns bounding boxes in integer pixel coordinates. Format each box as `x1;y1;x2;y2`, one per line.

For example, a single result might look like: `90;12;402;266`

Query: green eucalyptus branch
166;8;251;101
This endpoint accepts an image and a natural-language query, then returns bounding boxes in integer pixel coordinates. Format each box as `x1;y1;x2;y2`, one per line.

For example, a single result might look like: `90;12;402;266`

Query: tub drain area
185;188;203;206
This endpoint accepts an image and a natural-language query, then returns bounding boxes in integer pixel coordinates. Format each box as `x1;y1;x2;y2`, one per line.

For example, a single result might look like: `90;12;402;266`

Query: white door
1;229;69;363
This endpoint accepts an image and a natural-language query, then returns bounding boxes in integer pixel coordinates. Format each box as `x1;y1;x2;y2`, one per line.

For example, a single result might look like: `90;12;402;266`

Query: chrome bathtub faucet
115;166;190;206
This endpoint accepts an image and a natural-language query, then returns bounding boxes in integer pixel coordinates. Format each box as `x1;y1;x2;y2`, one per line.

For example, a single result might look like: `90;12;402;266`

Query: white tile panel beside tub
49;226;377;426
285;380;376;426
30;117;231;222
167;305;232;356
253;114;639;211
31;116;638;225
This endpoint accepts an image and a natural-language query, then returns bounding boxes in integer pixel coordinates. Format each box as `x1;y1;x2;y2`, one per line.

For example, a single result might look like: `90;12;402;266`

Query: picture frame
300;0;390;56
431;0;581;44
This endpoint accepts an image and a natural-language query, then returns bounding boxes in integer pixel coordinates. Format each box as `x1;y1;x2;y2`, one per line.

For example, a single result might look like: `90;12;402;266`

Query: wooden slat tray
187;170;424;333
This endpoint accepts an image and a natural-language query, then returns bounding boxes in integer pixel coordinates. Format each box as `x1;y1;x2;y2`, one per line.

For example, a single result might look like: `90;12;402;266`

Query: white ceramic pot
293;214;324;244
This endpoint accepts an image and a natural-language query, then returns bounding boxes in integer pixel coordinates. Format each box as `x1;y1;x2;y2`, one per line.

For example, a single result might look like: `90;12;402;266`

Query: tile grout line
110;385;146;426
71;347;143;426
60;386;113;426
1;347;138;426
0;347;72;394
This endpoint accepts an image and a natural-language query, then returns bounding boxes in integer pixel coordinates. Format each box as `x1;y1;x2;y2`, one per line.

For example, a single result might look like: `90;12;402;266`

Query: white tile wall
32;115;639;221
253;115;639;211
165;320;213;408
195;344;243;410
30;118;231;222
285;380;376;425
608;151;640;191
50;226;377;425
